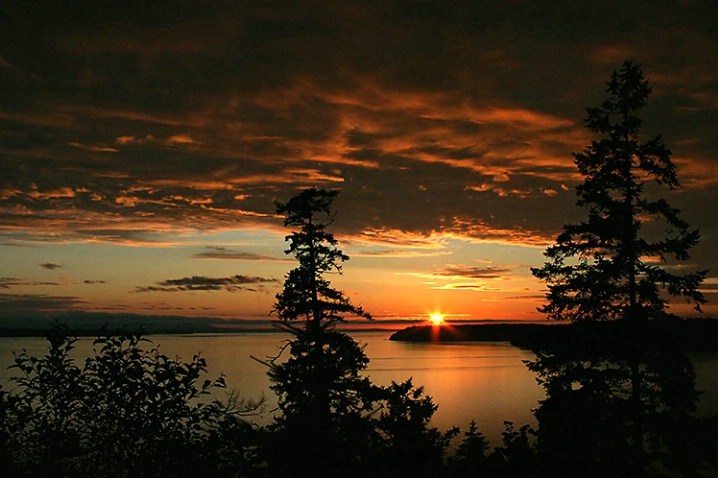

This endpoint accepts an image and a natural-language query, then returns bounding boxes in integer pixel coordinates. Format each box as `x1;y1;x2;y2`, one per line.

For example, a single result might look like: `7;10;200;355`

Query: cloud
27;188;76;200
0;277;58;288
163;134;198;146
0;1;593;249
429;283;503;292
115;134;199;147
405;264;515;283
83;279;106;284
352;249;452;259
433;265;512;280
40;262;63;270
0;293;87;312
346;228;450;249
68;141;118;153
192;246;290;262
401;262;529;293
134;275;278;293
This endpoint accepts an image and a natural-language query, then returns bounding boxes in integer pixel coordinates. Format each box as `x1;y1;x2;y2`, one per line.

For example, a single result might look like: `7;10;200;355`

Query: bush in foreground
0;325;261;478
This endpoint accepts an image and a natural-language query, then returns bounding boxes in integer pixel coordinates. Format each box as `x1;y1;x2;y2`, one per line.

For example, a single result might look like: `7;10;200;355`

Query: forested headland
390;318;718;352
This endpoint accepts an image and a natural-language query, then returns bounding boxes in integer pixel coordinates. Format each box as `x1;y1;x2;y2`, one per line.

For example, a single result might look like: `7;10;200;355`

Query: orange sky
1;1;716;328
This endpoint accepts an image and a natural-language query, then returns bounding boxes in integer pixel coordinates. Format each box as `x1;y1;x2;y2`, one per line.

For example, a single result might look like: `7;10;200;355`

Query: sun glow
429;314;445;326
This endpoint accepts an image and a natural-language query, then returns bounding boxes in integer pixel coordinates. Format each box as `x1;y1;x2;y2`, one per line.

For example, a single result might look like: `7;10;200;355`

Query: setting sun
430;314;445;326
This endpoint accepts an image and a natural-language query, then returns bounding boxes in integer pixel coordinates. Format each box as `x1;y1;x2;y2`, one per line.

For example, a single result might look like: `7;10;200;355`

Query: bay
1;330;716;445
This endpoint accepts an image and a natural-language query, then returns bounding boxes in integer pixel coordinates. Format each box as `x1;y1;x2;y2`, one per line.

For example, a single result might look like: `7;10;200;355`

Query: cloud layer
2;2;716;246
1;1;716;319
134;275;278;293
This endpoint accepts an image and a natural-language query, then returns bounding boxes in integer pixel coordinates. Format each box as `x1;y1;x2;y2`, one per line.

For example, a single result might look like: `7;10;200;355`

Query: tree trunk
307;220;322;332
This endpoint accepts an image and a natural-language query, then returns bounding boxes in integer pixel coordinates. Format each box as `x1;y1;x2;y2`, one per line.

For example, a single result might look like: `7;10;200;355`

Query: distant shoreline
0;322;411;338
4;318;717;352
389;318;718;352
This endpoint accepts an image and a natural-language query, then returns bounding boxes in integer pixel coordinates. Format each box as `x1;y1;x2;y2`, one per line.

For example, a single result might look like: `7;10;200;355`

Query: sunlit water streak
1;331;716;445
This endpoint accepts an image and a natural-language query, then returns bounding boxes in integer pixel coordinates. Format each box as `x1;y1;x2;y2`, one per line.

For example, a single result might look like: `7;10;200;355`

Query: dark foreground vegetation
1;326;261;478
2;322;717;478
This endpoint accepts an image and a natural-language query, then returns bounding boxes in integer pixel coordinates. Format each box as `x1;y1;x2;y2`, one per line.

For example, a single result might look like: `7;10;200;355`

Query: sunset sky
1;1;717;328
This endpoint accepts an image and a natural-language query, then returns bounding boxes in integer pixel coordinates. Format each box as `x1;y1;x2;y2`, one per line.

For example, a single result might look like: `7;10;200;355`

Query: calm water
2;331;717;444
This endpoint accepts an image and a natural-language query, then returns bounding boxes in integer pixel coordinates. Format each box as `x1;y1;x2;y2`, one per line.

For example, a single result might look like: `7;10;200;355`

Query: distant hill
0;312;275;337
389;318;718;352
0;312;416;337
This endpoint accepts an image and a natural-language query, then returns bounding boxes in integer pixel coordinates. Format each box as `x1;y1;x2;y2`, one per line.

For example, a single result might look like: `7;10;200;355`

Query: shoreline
389;318;718;352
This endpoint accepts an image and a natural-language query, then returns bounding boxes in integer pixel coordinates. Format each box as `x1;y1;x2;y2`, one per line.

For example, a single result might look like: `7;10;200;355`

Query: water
2;331;716;445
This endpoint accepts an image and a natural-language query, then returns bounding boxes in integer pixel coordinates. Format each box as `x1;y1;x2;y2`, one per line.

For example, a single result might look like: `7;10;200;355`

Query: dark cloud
0;293;87;313
192;246;290;262
0;277;60;288
432;284;502;292
352;249;451;258
134;275;278;293
83;279;106;284
40;262;63;270
0;242;38;248
434;265;512;280
504;295;546;301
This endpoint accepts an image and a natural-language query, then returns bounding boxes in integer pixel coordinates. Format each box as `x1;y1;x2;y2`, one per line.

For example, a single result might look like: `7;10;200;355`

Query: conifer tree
528;63;714;477
531;61;707;322
264;187;376;475
272;187;371;331
265;188;478;477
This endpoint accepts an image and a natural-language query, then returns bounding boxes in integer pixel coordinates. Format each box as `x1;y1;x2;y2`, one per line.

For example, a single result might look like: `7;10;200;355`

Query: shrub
1;325;261;478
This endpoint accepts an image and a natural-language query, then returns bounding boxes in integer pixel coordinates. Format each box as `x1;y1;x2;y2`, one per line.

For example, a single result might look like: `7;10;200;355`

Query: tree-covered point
532;61;707;322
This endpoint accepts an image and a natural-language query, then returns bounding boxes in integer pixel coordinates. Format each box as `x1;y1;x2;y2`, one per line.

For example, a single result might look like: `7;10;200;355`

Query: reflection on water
365;338;544;441
1;331;716;445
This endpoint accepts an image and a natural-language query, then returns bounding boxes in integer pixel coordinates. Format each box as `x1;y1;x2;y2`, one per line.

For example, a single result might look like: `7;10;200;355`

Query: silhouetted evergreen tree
372;379;458;478
273;187;371;330
531;61;706;322
263;188;458;478
448;420;490;477
262;188;376;476
529;62;715;477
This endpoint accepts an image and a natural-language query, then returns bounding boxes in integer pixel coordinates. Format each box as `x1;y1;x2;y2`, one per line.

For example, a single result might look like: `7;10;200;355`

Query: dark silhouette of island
389;318;718;351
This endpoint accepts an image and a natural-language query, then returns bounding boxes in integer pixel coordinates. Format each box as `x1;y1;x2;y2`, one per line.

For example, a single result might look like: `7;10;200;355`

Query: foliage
263;329;379;476
372;379;459;477
528;61;716;477
0;324;261;478
525;322;717;477
261;188;375;476
273;187;371;331
448;420;490;477
531;61;706;322
263;188;461;477
268;328;374;420
490;422;539;478
266;188;375;425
